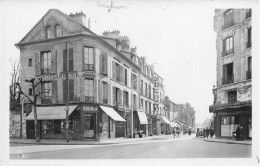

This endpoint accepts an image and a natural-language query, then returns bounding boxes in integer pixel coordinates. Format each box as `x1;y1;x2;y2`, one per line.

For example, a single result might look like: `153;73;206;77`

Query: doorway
84;114;95;139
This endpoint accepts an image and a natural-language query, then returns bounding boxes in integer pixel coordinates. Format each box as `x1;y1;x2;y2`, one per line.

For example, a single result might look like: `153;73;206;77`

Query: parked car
196;128;206;137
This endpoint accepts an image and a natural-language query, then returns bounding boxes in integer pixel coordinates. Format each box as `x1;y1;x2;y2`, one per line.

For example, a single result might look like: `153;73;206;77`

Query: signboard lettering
217;110;251;116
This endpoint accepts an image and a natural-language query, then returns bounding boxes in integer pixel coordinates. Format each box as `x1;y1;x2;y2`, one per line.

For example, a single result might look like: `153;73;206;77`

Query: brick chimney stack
69;11;87;27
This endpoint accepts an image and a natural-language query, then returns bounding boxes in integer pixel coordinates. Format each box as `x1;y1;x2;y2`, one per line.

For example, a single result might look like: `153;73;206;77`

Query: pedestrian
173;128;176;138
240;125;244;141
188;130;191;136
209;128;214;138
235;126;241;141
206;127;209;139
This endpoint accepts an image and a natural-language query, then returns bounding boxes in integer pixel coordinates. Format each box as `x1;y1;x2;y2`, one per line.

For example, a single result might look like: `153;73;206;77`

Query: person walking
235;126;241;141
173;128;176;138
206;127;209;139
240;125;244;141
209;127;214;138
188;129;191;136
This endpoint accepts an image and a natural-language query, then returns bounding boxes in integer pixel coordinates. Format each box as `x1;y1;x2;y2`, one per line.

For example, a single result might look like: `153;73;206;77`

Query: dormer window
45;26;52;39
55;25;62;38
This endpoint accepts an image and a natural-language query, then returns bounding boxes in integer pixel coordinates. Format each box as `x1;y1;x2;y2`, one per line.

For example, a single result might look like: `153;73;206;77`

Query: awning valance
137;111;148;124
25;105;78;120
161;116;171;124
100;106;125;122
170;122;180;128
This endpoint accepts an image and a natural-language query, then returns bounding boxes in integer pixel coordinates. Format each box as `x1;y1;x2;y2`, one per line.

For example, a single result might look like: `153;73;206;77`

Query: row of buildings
210;9;252;140
11;9;195;140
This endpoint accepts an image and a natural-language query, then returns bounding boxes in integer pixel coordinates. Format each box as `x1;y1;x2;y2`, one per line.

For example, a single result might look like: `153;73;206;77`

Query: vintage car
196;128;206;137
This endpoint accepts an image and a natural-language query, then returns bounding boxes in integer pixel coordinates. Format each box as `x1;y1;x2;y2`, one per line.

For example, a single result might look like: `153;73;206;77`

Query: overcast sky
1;0;229;123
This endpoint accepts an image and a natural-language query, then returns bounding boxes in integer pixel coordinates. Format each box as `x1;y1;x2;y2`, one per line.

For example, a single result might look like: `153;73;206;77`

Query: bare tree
9;58;20;103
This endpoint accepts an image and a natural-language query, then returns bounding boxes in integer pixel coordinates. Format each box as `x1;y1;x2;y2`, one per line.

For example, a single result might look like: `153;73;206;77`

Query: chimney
120;35;130;51
69;11;87;27
103;29;120;39
131;46;137;54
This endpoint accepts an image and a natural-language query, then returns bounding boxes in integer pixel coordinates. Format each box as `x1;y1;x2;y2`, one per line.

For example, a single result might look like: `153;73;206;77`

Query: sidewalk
10;134;174;145
202;136;252;145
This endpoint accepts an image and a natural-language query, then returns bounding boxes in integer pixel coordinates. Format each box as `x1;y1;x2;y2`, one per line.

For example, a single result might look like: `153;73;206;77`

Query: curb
203;139;252;145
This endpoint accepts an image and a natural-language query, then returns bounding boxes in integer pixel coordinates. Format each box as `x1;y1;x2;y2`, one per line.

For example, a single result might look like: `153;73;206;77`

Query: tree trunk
32;104;40;142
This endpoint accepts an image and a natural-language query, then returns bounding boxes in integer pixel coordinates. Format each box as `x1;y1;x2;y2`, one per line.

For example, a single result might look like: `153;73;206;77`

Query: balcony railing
246;10;252;19
246;71;252;80
246;42;252;48
222;48;234;57
221;20;235;31
222;75;234;85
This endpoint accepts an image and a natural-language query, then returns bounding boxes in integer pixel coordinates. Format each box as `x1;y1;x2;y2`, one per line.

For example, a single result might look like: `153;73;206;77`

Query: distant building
210;9;252;139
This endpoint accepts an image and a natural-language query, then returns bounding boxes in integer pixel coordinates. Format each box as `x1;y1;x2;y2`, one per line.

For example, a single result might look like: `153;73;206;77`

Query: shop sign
217;110;251;116
39;72;78;80
83;106;97;112
82;72;95;78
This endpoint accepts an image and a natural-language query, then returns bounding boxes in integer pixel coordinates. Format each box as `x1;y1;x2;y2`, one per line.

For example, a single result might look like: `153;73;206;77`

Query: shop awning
25;105;78;120
170;122;180;128
100;106;125;122
137;111;148;124
161;116;171;124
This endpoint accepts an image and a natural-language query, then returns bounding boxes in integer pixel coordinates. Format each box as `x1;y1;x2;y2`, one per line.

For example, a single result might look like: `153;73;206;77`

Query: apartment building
16;9;165;140
210;9;252;139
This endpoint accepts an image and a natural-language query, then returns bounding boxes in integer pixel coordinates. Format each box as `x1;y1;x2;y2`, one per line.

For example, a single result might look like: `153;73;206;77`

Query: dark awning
209;101;251;113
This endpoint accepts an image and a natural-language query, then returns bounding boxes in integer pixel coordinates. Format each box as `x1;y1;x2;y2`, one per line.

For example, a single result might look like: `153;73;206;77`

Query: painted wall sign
217;110;251;116
39;72;78;80
82;72;96;77
83;106;97;112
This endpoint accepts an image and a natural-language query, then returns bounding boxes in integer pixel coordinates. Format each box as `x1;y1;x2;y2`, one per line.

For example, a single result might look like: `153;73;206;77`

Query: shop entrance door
84;114;95;139
26;120;35;139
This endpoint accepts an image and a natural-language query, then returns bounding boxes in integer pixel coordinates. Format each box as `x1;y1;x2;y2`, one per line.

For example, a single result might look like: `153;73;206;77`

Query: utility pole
65;42;69;142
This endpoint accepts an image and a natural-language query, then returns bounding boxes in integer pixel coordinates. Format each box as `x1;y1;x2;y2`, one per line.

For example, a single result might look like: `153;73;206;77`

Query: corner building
210;9;252;139
16;9;164;141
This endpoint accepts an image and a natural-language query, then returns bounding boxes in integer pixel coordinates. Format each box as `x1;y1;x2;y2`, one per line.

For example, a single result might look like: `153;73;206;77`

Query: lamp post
65;42;69;142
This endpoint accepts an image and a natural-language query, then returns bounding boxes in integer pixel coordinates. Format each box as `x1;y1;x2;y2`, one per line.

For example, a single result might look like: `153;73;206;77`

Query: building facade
210;9;252;139
16;9;165;140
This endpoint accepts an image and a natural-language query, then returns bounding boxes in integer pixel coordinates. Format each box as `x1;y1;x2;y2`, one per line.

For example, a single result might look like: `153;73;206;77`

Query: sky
1;0;228;124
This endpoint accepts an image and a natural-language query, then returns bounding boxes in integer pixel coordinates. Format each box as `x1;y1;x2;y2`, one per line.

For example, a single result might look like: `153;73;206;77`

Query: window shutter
63;49;67;72
99;53;103;74
98;80;102;103
113;87;116;106
122;66;125;85
51;50;57;73
69;48;74;72
104;53;108;74
108;83;111;104
52;80;57;103
94;79;97;103
119;89;122;106
63;80;68;103
69;79;74;102
112;61;116;80
35;52;41;75
80;78;85;102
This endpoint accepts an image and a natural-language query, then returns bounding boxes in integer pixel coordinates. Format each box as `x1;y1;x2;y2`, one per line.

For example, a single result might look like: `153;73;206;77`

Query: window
247;27;252;48
116;63;120;82
246;9;252;19
223;36;234;56
133;94;137;109
45;26;52;39
41;51;52;74
140;99;143;109
149;102;151;114
29;88;33;96
149;85;151;98
29;59;32;67
113;87;122;106
228;91;237;103
141;80;143;94
84;79;94;102
247;57;252;79
222;9;234;30
145;83;147;96
100;53;107;75
102;82;108;104
55;25;62;38
145;101;148;112
84;47;94;71
123;91;129;107
42;82;52;104
222;63;234;84
131;74;137;90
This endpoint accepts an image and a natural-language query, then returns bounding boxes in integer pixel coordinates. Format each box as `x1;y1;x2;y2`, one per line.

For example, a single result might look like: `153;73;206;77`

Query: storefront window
221;116;239;137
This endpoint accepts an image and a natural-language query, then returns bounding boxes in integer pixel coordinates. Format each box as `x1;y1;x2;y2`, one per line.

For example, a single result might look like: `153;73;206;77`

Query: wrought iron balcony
246;71;252;80
221;20;235;31
222;75;234;85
